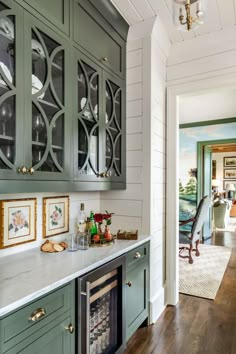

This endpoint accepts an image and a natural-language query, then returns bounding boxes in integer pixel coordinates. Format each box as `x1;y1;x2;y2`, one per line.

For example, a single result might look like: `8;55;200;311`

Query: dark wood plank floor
124;229;236;354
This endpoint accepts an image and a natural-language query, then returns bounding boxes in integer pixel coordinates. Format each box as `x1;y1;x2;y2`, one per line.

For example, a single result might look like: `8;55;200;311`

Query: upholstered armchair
179;196;211;264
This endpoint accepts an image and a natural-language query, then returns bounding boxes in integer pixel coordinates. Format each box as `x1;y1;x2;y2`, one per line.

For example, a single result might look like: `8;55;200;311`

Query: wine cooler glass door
79;258;125;354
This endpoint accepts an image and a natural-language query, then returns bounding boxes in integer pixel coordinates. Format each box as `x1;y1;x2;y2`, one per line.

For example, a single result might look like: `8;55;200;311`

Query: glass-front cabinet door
0;0;24;180
23;14;71;180
74;50;126;185
103;72;125;184
74;50;102;181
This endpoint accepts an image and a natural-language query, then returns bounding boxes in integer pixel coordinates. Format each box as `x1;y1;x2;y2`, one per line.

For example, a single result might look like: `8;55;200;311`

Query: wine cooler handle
86;281;90;354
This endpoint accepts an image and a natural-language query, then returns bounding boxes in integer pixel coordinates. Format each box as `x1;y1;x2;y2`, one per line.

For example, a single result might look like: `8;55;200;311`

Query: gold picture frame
0;198;37;249
43;196;69;238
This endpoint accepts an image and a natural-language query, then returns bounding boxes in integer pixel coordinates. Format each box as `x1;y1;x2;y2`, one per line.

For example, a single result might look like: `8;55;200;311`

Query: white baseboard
149;287;166;324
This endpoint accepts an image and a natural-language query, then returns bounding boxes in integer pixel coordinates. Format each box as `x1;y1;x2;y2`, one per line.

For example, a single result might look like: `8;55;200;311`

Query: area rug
179;244;232;300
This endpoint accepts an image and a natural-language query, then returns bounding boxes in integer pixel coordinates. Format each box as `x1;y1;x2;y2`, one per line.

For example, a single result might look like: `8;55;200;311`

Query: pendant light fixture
173;0;207;31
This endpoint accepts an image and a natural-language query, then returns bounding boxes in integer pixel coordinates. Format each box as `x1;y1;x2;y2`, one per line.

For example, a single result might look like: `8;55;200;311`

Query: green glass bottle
89;211;97;236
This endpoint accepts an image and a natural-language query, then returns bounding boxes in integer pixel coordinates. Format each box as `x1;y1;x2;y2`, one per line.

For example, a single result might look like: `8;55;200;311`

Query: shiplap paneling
129;0;155;20
217;0;235;29
127;116;143;134
111;0;142;24
127;49;143;68
112;0;236;46
167;49;236;81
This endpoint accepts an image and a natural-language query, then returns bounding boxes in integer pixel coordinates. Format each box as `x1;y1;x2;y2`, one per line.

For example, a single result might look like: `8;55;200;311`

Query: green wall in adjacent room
179;120;236;230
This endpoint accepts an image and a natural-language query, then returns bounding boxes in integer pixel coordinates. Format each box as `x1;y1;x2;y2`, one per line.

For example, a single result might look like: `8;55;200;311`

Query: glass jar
78;232;89;250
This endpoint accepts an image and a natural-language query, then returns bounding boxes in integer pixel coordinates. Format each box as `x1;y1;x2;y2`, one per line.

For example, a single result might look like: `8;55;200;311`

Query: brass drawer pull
65;324;74;334
134;252;141;259
126;281;132;287
29;308;46;322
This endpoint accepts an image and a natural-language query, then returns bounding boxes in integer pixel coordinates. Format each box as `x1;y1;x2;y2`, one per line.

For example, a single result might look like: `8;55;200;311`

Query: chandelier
173;0;207;31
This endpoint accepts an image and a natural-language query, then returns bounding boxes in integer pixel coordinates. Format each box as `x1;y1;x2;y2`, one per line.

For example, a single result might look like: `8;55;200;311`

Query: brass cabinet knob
65;324;74;334
126;281;132;287
105;171;110;178
134;252;141;259
29;308;46;322
102;57;108;62
28;167;34;175
97;172;105;178
17;166;29;175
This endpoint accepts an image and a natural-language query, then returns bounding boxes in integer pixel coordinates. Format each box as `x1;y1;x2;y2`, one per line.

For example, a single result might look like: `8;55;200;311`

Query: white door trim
166;72;236;305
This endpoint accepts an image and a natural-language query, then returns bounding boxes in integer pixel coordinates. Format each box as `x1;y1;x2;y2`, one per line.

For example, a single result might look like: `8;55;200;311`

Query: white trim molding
166;72;236;306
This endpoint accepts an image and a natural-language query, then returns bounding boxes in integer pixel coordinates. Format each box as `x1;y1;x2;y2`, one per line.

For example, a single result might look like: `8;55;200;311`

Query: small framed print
224;156;236;167
0;198;37;249
224;169;236;179
43;196;69;238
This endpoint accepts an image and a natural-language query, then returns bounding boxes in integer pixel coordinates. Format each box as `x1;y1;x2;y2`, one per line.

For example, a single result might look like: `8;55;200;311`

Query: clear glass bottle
77;203;87;234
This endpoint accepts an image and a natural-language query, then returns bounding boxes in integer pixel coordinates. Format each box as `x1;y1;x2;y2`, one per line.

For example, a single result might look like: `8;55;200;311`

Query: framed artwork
0;198;37;249
43;196;69;238
224;169;236;179
224;156;236;167
223;180;236;190
212;160;216;180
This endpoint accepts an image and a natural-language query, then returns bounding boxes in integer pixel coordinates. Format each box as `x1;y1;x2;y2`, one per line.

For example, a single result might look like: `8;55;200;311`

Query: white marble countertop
0;234;151;317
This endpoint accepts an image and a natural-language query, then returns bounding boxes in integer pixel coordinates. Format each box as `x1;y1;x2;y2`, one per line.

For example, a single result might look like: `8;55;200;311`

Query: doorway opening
197;140;236;247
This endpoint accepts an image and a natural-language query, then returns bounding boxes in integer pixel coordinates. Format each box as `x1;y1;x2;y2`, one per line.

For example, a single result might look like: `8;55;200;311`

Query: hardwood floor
124;230;236;354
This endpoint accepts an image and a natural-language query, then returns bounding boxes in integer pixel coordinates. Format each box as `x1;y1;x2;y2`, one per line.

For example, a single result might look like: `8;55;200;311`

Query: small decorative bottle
77;203;89;250
77;203;86;234
89;210;98;236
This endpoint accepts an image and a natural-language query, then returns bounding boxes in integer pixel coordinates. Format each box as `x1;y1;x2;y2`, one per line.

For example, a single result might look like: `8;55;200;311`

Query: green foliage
179;180;185;193
184;177;197;195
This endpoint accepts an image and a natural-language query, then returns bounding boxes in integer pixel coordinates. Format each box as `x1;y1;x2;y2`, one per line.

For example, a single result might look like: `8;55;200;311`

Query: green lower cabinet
6;314;74;354
0;283;75;354
125;260;149;341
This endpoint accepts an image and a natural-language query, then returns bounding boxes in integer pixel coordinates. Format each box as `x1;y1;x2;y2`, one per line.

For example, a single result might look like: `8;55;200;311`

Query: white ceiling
179;88;236;123
111;0;236;44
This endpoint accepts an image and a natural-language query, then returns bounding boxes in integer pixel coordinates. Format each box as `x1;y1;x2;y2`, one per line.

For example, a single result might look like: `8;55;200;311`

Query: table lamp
226;183;236;199
212;179;220;194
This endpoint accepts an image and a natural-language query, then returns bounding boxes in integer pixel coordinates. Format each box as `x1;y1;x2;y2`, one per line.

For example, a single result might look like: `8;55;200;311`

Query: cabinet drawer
73;0;125;78
0;283;72;353
126;243;149;271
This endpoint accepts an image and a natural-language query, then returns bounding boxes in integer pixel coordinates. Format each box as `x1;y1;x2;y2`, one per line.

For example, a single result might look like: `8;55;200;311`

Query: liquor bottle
89;211;98;236
77;203;86;234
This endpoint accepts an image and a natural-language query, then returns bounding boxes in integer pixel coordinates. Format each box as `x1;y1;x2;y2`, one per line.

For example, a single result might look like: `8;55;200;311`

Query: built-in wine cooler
77;256;125;354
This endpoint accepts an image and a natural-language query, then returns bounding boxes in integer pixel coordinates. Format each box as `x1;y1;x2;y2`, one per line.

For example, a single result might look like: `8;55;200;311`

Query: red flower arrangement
94;211;114;225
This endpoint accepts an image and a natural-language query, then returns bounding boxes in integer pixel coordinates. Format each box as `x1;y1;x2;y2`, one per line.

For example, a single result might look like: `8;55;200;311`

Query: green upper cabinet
23;0;70;35
0;0;25;180
23;14;71;181
73;0;126;79
73;49;126;187
0;0;128;192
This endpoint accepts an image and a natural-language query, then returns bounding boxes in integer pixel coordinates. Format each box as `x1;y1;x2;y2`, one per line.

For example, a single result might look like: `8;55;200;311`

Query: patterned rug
179;244;232;300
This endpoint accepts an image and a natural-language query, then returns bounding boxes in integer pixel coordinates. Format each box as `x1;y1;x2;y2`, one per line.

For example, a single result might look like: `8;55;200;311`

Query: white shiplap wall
167;29;236;86
101;17;171;323
101;37;144;235
0;192;100;258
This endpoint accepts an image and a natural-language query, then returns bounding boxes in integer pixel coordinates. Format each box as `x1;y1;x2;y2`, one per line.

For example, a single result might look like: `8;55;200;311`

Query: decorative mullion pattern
0;7;16;171
105;80;122;176
32;100;50;170
48;46;64;109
